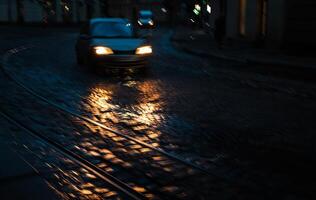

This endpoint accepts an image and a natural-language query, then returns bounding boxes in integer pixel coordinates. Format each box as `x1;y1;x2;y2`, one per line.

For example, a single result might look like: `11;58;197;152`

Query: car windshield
140;12;152;19
91;21;133;38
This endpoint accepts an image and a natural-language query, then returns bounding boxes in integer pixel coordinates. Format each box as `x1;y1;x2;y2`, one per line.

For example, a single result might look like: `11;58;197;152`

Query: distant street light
207;4;211;14
193;4;201;15
194;4;201;11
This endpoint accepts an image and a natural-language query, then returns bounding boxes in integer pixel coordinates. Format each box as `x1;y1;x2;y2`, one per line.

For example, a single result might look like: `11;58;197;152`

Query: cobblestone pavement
1;27;316;199
0;114;128;200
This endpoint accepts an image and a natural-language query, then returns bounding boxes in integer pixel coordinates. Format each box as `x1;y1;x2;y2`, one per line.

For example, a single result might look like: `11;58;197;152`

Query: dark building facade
0;0;101;23
224;0;316;50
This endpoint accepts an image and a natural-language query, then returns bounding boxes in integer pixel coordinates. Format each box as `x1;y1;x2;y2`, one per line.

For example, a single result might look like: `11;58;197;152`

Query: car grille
113;50;135;55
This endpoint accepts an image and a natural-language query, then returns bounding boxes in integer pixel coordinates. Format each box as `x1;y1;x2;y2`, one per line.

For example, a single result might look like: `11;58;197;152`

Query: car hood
90;38;146;51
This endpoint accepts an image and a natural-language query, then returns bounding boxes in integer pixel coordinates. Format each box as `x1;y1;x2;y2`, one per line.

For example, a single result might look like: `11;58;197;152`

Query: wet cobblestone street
1;26;316;199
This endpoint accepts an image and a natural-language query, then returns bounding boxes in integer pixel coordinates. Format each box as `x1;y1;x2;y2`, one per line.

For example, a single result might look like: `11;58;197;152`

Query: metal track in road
1;46;216;178
0;110;147;200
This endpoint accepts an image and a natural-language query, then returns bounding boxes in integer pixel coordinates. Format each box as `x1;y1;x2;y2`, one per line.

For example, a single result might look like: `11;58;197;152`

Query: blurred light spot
207;4;212;14
133;186;146;193
95;188;109;193
195;4;201;11
104;154;115;160
85;173;96;179
80;189;92;195
81;183;94;188
104;191;117;197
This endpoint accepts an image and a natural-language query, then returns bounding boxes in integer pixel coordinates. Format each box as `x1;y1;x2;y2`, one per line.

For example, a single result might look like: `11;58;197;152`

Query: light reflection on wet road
85;80;164;146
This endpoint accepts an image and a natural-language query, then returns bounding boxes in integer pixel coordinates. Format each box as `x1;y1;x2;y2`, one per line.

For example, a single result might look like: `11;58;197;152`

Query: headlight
136;46;152;55
149;20;154;26
137;20;143;26
93;46;113;55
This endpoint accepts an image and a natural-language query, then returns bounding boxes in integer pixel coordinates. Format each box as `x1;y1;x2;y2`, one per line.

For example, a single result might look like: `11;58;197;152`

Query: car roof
90;18;129;24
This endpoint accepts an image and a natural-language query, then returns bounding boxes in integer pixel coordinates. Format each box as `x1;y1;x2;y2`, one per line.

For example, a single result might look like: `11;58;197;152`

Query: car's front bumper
91;54;150;68
138;24;155;29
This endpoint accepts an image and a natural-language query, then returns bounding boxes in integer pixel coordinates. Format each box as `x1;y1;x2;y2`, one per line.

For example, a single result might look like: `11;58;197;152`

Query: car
75;18;153;69
137;10;155;28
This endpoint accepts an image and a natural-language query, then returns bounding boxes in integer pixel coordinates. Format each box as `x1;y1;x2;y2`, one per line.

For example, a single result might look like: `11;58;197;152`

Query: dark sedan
75;18;153;69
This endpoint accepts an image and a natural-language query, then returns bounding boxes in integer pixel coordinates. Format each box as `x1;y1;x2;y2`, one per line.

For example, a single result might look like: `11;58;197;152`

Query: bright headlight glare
149;20;154;26
137;20;143;26
136;46;152;55
94;46;113;55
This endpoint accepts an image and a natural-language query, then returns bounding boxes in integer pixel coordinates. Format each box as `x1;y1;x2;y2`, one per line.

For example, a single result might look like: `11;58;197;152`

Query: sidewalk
0;122;61;200
171;27;316;69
